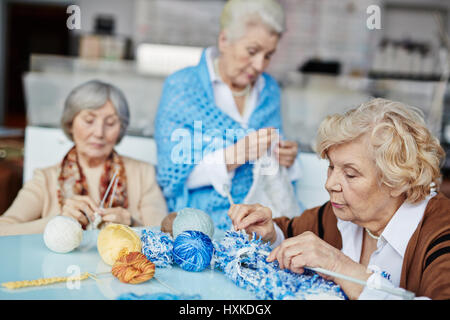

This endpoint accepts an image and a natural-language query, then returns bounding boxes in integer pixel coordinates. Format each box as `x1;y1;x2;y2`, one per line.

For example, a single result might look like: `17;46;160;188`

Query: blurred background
0;0;449;212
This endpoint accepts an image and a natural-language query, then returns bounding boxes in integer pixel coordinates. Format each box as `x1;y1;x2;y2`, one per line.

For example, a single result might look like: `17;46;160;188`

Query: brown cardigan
274;193;450;299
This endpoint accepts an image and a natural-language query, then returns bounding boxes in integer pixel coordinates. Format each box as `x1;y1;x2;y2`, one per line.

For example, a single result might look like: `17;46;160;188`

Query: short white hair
220;0;285;41
61;80;130;143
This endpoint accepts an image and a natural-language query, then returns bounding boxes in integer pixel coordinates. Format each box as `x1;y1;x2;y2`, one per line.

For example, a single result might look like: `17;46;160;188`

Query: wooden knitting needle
222;184;234;206
223;183;238;231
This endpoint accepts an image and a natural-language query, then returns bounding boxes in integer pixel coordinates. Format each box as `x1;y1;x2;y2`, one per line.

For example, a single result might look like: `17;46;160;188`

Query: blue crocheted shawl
155;49;283;229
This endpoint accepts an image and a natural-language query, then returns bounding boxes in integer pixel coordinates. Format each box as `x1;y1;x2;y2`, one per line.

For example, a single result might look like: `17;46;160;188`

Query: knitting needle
100;170;119;209
90;170;119;229
305;266;415;300
108;175;119;208
222;184;234;206
223;183;239;232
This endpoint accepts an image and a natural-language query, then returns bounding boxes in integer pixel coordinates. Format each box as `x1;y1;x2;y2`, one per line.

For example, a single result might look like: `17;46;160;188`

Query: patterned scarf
57;146;128;209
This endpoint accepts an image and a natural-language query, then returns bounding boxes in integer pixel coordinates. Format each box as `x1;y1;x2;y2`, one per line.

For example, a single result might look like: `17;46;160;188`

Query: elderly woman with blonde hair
156;0;302;231
228;98;450;299
0;80;168;236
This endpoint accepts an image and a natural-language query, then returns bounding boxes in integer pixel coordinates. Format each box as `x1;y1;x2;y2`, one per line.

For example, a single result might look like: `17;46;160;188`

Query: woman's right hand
61;195;100;228
225;128;279;171
228;204;276;243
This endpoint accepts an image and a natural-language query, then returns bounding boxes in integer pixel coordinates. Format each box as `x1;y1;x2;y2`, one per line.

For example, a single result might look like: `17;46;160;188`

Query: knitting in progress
213;230;347;300
155;49;283;230
139;227;346;300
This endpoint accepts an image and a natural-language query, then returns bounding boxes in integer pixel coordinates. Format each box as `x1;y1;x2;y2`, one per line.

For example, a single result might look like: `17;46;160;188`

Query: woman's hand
99;207;132;226
228;204;277;243
225;128;279;171
161;212;178;235
267;231;343;274
274;140;298;168
266;231;371;299
61;195;99;228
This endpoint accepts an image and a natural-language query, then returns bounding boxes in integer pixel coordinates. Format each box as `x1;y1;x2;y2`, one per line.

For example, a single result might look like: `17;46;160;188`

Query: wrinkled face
71;100;121;162
324;135;399;226
219;23;279;87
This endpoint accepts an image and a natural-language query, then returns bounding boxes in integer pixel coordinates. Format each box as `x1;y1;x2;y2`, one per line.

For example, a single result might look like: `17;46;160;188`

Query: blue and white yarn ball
173;208;215;239
117;292;201;300
213;230;347;300
173;231;214;272
140;229;174;268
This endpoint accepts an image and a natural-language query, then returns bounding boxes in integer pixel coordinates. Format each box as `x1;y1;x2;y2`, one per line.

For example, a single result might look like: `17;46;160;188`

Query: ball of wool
173;208;214;239
140;229;174;268
97;224;141;266
172;231;214;272
112;251;155;284
43;216;83;253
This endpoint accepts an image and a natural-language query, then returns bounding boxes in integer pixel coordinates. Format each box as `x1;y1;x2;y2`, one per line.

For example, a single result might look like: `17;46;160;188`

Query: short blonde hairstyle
316;98;445;203
220;0;285;41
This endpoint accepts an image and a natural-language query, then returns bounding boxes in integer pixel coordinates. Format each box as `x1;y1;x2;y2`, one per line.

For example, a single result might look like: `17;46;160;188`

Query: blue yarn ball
172;231;214;272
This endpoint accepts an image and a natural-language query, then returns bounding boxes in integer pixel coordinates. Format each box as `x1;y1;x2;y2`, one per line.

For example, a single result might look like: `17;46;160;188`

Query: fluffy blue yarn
117;292;201;300
139;228;347;299
213;230;348;300
173;231;214;272
141;229;174;268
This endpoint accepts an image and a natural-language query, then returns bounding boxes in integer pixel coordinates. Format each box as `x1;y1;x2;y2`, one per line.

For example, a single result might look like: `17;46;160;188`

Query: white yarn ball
43;216;83;253
172;208;214;239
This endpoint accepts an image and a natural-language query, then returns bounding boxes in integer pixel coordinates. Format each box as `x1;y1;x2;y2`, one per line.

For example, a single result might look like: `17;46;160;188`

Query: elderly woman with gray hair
0;80;167;236
156;0;301;231
228;98;450;299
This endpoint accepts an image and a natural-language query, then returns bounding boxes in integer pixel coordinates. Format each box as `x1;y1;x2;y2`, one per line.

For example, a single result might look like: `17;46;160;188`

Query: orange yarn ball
111;251;155;284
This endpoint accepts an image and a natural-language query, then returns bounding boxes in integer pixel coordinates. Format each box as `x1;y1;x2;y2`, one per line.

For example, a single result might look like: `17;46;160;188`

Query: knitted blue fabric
155;49;283;230
117;292;201;300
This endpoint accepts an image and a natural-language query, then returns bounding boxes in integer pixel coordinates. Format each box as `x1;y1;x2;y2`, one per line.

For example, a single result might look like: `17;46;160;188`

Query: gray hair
61;80;130;143
220;0;286;41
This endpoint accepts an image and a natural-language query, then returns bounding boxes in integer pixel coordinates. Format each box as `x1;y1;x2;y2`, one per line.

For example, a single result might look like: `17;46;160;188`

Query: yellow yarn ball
97;224;141;266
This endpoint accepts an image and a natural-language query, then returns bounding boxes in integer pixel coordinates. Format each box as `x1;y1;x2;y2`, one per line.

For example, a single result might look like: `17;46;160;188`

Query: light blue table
0;228;256;300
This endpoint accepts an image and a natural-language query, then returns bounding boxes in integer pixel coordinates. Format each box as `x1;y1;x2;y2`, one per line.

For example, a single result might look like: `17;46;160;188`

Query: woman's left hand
274;140;298;168
99;207;132;226
267;231;371;299
267;231;344;278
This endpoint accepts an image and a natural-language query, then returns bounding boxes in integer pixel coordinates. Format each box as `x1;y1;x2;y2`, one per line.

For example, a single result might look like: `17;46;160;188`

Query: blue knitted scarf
155;49;283;229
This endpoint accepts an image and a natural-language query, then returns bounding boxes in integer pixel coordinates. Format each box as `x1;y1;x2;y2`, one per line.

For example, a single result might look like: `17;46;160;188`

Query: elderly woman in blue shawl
155;0;301;230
